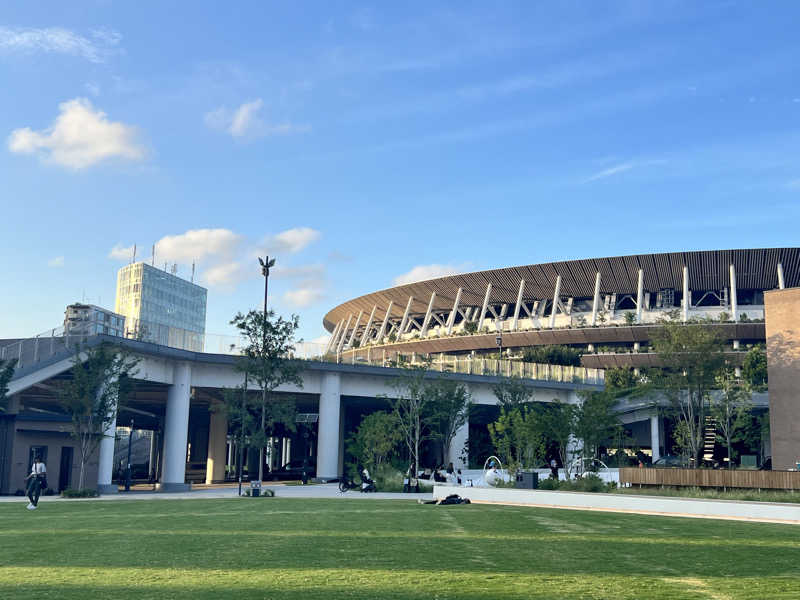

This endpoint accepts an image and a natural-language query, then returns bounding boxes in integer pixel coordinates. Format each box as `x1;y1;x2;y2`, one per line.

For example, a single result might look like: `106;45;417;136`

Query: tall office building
64;303;126;338
115;262;207;351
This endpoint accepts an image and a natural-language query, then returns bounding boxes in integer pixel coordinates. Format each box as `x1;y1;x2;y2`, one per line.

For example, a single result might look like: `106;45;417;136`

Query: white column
347;310;363;348
447;288;462;335
477;283;492;332
729;264;738;322
682;265;689;323
512;279;525;332
636;269;644;323
549;275;562;329
591;272;602;326
160;361;192;492
324;320;343;355
360;305;377;345
448;418;469;470
205;407;227;484
777;262;786;289
420;292;437;337
376;301;394;342
336;314;352;354
316;372;342;480
650;414;661;463
97;389;118;494
398;296;414;336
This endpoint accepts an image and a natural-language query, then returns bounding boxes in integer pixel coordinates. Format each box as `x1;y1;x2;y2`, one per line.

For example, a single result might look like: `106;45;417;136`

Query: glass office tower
115;262;207;351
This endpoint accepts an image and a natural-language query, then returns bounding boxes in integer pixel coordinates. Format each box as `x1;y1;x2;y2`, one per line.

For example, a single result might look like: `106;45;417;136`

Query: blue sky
1;1;799;345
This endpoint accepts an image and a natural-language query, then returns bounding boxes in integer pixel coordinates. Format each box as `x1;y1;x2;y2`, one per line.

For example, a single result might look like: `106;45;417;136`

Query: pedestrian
550;458;559;480
25;455;46;510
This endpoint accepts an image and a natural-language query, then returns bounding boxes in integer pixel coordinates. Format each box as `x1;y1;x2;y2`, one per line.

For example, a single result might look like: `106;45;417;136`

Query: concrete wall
765;288;800;470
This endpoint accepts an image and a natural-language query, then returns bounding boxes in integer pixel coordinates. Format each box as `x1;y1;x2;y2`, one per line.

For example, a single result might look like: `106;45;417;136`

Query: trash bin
250;480;261;497
515;471;539;489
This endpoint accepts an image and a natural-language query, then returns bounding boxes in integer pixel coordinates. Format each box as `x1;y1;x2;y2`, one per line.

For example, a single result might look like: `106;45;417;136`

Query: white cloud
392;264;464;286
108;244;135;261
584;162;634;182
272;264;325;280
259;227;321;255
202;261;252;290
0;26;121;63
8;98;145;169
284;285;326;308
47;256;64;267
155;228;243;264
204;98;311;139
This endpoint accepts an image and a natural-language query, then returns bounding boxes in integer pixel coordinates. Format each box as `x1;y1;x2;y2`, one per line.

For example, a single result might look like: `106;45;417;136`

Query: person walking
25;455;46;510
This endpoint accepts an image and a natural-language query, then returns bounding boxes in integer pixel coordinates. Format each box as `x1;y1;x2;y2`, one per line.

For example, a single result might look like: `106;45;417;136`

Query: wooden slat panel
620;467;800;490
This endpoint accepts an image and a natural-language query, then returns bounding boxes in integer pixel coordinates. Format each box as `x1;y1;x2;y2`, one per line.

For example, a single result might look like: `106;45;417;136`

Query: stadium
323;248;798;369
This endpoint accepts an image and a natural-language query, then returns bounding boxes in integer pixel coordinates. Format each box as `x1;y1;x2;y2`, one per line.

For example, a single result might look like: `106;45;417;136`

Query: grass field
2;497;799;599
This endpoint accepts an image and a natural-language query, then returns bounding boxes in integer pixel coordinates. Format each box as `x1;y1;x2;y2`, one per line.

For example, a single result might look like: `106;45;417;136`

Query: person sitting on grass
360;465;376;492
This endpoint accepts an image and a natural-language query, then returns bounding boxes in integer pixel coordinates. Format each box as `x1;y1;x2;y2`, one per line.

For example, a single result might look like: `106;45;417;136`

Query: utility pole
125;418;134;492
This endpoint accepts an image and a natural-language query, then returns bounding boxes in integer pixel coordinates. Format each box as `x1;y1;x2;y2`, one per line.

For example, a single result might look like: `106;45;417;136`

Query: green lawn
2;498;799;599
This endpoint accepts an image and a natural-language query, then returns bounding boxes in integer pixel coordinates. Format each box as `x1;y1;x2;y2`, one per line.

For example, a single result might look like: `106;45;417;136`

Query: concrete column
549;275;562;329
682;265;689;322
591;272;601;326
448;417;469;470
777;262;785;289
477;283;492;332
336;314;352;354
160;361;192;492
650;415;661;463
447;288;462;335
97;383;119;494
316;372;342;480
729;264;738;322
636;269;644;323
511;279;525;332
347;310;363;348
205;407;228;484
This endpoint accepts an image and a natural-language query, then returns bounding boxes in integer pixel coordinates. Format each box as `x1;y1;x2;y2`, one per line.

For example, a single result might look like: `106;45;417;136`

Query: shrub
61;488;99;498
537;478;559;490
464;322;478;334
243;488;275;497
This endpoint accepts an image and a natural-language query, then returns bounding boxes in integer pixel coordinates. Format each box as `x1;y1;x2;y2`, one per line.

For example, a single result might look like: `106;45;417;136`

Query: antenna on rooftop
171;263;178;276
164;262;168;271
191;261;196;283
132;244;136;264
151;244;155;266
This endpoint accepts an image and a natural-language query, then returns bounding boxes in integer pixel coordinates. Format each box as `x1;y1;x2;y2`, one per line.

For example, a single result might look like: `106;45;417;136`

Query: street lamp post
495;317;503;374
257;256;275;486
124;418;134;492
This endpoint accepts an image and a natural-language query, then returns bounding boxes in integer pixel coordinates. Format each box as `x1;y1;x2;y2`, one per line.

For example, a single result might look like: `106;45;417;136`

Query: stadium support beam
512;278;525;331
682;265;689;323
324;320;343;354
376;301;393;342
420;292;437;337
160;361;192;492
477;283;492;331
336;314;352;354
360;305;377;345
636;269;644;323
778;262;786;289
346;310;363;348
549;275;562;329
398;296;414;336
650;414;661;463
446;288;462;335
729;264;738;322
591;272;602;326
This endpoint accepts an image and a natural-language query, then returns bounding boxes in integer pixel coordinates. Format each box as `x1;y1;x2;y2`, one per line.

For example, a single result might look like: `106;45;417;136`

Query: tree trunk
258;390;266;483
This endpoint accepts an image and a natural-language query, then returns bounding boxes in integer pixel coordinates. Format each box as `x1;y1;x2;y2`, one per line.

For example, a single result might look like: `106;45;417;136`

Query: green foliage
623;312;636;325
711;369;753;469
463;321;478;334
426;378;472;464
0;358;16;412
231;309;303;481
522;345;583;366
742;346;767;391
60;488;99;498
573;392;622;462
347;411;402;470
387;360;433;474
488;405;545;474
539;400;576;478
57;343;139;490
491;375;535;407
604;367;640;392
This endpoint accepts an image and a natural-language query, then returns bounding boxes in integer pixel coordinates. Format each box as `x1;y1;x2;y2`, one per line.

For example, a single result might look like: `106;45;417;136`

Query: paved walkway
0;483;433;503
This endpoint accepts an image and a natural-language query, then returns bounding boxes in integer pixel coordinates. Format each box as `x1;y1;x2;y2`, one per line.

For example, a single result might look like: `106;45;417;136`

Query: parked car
652;455;687;468
269;459;316;481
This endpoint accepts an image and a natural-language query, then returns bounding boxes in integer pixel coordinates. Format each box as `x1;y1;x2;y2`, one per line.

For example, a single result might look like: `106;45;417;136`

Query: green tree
491;374;535;407
522;345;583;366
347;411;402;470
488;405;545;474
742;346;767;391
710;370;753;469
651;320;726;468
0;358;16;412
231;309;303;482
427;378;472;464
57;344;138;490
540;400;576;478
604;367;641;393
573;391;622;464
387;359;435;475
219;378;255;486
